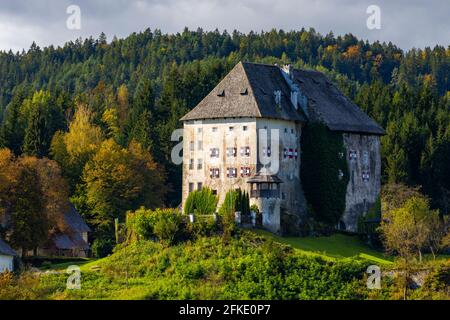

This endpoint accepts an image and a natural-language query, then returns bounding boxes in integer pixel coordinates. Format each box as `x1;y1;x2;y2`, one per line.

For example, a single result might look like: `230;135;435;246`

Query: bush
190;216;219;238
91;237;115;258
127;207;185;245
184;187;218;215
153;211;183;245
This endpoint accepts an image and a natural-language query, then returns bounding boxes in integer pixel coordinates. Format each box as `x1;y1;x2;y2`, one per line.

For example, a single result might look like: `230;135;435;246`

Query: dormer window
240;88;248;95
217;90;225;97
212;127;218;133
228;126;234;132
274;90;281;105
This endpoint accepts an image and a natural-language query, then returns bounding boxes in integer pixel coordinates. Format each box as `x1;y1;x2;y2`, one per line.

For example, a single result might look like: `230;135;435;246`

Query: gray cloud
0;0;448;52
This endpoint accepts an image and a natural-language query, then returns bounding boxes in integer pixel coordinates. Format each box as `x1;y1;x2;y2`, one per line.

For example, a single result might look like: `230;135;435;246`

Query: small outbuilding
0;238;16;272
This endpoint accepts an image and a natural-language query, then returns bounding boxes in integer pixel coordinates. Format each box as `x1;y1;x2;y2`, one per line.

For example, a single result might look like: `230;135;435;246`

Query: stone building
180;62;384;234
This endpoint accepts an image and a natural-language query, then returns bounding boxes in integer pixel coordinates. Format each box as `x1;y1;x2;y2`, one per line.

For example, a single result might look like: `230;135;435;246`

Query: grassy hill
32;231;373;300
253;230;393;264
3;230;447;300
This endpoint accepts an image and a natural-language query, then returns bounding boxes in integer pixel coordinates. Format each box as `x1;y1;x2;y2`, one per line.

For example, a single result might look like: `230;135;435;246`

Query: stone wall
182;117;307;233
342;133;381;232
182;118;258;208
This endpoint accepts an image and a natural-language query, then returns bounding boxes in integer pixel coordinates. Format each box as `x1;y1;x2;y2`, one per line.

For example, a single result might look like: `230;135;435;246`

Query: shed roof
53;233;89;250
0;238;16;256
247;169;283;184
64;205;91;233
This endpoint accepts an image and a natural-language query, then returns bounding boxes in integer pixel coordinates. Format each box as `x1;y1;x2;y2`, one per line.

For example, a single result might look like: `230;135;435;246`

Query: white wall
0;254;14;272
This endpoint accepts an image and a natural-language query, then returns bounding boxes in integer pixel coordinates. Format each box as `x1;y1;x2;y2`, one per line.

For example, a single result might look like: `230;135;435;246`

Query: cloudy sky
0;0;448;52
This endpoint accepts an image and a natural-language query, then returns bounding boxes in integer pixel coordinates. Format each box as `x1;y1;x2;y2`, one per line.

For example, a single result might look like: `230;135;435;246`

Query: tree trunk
430;246;436;260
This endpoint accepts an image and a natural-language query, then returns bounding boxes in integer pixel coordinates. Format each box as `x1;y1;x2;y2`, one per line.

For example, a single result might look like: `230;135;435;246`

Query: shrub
91;237;115;258
184;187;218;215
153;210;183;245
127;207;185;245
219;190;239;240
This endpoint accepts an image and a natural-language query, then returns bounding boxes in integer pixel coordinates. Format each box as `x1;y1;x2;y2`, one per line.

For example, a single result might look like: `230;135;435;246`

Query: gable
180;62;306;122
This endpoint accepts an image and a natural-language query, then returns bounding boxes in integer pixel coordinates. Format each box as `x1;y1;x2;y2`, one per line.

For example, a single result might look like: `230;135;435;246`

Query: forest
0;28;449;252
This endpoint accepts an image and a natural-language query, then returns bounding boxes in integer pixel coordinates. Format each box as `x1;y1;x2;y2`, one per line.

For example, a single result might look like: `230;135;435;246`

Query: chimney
282;64;294;79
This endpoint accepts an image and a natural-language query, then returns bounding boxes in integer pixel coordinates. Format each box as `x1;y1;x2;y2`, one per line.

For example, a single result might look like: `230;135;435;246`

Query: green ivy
300;122;349;227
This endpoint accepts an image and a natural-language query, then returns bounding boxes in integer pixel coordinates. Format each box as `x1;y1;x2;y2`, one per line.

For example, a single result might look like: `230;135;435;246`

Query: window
291;128;294;134
188;183;194;193
263;146;271;157
349;150;357;161
229;126;234;132
243;126;248;131
362;171;370;182
227;167;237;178
240;167;251;177
282;192;286;200
189;159;194;170
284;128;287;133
197;140;203;151
210;148;219;158
210;168;220;178
226;147;237;157
197;182;203;190
189;141;194;151
283;148;287;159
240;146;250;157
197;159;203;170
294;149;298;159
197;127;202;133
212;127;218;132
212;189;217;195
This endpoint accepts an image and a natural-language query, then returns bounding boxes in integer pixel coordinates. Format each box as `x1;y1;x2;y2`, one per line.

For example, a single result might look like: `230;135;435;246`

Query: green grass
253;230;394;264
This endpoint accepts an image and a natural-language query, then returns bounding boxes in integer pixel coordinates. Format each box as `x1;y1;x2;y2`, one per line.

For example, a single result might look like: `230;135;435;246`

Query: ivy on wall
300;122;349;227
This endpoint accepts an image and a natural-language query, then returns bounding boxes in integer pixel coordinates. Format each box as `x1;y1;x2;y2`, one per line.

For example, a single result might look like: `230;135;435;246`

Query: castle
180;62;384;234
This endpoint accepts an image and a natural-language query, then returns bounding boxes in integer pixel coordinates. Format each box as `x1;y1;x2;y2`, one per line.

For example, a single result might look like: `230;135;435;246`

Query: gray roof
0;238;16;256
247;169;283;184
181;62;384;135
64;205;91;233
180;62;306;122
291;69;385;135
53;233;89;250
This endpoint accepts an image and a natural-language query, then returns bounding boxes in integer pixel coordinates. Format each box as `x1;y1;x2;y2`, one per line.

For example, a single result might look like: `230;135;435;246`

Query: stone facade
341;133;382;232
182;117;306;233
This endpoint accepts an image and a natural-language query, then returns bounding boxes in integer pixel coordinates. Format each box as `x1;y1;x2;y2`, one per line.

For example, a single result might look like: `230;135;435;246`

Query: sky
0;0;448;52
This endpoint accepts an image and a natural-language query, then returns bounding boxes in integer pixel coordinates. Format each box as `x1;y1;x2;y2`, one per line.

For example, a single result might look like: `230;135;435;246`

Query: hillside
2;230;448;300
